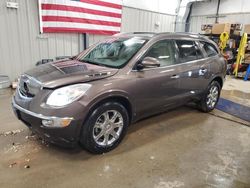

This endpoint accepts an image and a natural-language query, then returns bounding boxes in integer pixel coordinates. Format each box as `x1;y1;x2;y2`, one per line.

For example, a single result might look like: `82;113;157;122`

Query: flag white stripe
41;10;121;23
43;21;120;31
41;0;122;14
99;0;122;6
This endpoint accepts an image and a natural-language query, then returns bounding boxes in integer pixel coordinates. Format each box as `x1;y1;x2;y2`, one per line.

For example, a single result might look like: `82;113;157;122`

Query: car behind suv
12;32;226;153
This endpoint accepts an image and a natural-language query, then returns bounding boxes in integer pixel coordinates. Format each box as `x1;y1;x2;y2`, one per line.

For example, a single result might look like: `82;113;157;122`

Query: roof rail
113;32;156;36
175;32;202;36
131;32;156;35
154;32;172;35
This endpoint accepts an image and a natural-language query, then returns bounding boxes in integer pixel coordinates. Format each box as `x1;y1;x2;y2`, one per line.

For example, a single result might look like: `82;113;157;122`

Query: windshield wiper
80;59;109;67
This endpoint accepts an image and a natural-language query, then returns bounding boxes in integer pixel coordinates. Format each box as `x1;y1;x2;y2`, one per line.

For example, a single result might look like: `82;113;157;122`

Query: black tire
80;101;129;154
198;81;221;113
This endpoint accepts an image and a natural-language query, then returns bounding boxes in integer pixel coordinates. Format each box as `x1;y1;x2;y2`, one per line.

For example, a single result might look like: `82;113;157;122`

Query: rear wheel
198;81;221;112
80;101;129;154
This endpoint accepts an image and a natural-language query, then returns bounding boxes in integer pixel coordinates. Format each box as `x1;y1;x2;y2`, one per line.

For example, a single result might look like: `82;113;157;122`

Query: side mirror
137;57;160;70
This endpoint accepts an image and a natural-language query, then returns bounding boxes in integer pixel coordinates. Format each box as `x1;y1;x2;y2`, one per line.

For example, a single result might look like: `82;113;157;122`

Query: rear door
174;40;210;99
199;40;222;81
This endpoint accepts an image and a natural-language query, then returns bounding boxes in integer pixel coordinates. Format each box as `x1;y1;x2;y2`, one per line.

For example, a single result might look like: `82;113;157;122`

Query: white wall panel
123;0;179;15
121;7;176;33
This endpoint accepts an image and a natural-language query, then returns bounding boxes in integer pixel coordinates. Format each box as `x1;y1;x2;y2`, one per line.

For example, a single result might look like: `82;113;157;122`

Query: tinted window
144;40;176;67
175;40;203;63
200;41;218;57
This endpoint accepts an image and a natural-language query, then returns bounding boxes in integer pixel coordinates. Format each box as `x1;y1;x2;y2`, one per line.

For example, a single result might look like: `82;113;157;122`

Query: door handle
171;74;180;79
199;68;207;75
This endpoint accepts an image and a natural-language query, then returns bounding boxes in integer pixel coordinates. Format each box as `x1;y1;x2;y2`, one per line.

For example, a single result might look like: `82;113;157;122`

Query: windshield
79;37;147;68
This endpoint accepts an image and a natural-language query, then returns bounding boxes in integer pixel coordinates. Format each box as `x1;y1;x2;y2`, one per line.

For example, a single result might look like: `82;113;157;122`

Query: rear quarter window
200;41;218;57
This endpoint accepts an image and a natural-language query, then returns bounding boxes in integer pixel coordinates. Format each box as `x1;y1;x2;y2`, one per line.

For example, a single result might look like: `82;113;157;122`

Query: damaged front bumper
11;97;81;147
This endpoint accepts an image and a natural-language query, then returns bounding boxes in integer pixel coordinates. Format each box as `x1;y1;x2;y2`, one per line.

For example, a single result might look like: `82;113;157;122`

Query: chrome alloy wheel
206;85;219;109
93;110;124;146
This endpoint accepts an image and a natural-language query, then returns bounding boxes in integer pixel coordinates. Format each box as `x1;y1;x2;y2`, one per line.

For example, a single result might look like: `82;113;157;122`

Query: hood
25;59;118;88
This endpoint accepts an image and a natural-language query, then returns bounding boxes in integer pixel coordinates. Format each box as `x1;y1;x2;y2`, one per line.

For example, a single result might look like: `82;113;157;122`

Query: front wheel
80;101;129;154
198;81;221;112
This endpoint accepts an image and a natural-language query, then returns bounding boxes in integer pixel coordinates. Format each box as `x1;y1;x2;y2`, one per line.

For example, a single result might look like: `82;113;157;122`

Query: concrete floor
0;76;250;188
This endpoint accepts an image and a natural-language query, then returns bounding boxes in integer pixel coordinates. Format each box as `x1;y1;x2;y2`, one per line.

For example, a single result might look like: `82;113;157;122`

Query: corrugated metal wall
0;2;176;81
89;6;176;45
0;0;81;81
121;6;176;33
189;13;250;33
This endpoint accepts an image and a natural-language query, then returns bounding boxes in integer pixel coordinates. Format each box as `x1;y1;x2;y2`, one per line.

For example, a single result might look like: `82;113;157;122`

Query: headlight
46;84;91;107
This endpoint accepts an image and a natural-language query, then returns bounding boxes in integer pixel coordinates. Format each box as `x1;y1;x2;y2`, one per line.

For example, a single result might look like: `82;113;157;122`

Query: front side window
79;37;147;68
175;40;203;63
200;41;218;57
143;40;177;67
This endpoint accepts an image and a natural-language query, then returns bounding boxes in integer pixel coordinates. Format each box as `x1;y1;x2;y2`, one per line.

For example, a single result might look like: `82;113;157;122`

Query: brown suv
12;32;226;153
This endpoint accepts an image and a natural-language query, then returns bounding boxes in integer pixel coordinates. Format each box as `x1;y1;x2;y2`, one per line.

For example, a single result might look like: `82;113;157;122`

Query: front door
134;39;184;118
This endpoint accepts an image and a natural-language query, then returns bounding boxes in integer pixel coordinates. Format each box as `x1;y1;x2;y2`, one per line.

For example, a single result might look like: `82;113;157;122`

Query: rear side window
175;40;203;63
200;41;218;57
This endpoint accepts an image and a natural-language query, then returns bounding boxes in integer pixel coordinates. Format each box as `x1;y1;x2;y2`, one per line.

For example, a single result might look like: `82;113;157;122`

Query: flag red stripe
43;27;118;35
42;16;121;27
79;0;122;9
42;4;122;18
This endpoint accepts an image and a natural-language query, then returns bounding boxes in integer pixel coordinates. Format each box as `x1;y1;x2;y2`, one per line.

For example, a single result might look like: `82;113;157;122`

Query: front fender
80;89;135;122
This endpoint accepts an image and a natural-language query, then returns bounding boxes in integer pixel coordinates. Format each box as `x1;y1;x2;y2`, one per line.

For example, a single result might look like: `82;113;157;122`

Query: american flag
38;0;122;35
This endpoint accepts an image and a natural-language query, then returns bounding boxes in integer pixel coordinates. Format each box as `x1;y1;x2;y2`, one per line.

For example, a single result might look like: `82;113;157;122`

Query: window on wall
200;41;218;57
144;40;177;67
175;40;203;63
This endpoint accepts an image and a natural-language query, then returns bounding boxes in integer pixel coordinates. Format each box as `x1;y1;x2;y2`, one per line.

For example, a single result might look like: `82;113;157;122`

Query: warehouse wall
189;0;250;33
89;6;176;45
123;0;179;15
0;0;177;81
0;0;80;81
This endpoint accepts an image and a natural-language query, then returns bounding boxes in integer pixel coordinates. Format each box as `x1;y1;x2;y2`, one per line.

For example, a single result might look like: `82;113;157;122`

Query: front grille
18;75;41;98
